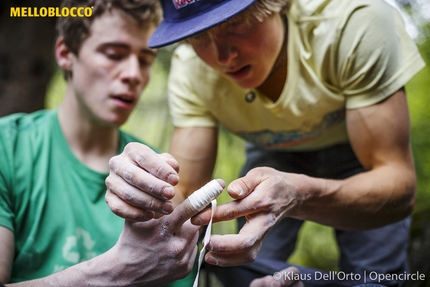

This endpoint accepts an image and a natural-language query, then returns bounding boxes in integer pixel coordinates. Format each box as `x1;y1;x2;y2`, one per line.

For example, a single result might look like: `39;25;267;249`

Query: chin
101;116;126;128
236;78;266;90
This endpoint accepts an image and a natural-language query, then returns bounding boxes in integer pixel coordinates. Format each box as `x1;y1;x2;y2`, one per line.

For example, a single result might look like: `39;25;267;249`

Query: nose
121;55;143;87
213;37;238;66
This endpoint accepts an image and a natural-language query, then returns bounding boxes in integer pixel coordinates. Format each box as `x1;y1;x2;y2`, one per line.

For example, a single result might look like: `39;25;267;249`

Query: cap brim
149;0;255;48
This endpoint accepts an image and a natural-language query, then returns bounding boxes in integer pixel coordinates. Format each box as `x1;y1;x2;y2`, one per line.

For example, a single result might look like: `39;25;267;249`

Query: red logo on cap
172;0;199;10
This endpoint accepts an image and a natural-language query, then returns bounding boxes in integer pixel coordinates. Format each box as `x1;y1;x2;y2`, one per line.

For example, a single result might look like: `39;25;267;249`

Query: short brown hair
56;0;162;55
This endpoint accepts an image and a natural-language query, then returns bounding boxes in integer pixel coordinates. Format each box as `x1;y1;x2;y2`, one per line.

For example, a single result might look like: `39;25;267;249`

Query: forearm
170;127;218;201
4;244;172;287
5;251;121;287
293;164;416;230
196;163;415;267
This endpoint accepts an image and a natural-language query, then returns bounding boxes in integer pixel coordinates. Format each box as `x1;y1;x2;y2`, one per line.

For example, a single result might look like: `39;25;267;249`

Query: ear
55;37;73;72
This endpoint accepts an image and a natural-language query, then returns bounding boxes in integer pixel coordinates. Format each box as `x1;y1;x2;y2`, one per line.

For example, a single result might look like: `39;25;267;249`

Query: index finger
192;196;264;226
167;179;225;229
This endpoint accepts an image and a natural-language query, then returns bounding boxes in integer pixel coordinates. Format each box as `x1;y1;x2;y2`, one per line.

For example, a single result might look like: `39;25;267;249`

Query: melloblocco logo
10;6;93;17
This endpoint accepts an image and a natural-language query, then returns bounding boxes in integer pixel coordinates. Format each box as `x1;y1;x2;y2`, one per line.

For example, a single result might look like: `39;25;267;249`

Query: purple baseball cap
148;0;256;48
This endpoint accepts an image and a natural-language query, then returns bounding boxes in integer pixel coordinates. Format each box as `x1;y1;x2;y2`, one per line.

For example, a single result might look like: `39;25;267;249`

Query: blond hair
248;0;291;21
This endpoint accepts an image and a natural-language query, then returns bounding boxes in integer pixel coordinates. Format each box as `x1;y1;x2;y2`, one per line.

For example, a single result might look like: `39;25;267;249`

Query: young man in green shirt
0;0;199;286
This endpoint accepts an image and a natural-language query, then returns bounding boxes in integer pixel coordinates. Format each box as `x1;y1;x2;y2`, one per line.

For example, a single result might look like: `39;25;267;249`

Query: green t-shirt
0;110;146;282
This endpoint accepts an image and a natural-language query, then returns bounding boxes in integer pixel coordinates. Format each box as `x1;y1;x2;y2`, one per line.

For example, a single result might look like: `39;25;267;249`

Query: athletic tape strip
190;179;223;287
193;199;217;287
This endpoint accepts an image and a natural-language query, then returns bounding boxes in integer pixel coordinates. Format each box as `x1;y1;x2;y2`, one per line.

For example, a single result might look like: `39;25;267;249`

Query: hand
249;267;304;287
9;194;203;287
106;195;203;286
192;167;303;266
105;142;180;221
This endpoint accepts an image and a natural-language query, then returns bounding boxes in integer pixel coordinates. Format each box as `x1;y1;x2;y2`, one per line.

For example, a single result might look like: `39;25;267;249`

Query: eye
138;52;156;68
188;33;212;48
138;57;153;67
229;19;243;27
227;19;250;34
104;47;127;61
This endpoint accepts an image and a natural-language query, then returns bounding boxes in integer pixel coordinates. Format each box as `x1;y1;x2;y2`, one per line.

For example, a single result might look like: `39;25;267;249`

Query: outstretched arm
193;89;416;266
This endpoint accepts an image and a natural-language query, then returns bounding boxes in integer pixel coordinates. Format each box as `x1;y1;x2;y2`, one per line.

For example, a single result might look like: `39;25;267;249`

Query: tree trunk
0;0;57;116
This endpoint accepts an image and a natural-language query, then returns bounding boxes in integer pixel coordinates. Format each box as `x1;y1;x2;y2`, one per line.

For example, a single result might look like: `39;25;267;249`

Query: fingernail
192;216;202;225
161;201;173;214
144;211;155;220
229;184;244;197
162;187;175;200
205;255;218;265
167;174;179;185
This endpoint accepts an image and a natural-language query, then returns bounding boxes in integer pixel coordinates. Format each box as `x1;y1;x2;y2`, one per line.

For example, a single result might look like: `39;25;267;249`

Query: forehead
83;9;154;49
213;12;250;31
191;10;253;40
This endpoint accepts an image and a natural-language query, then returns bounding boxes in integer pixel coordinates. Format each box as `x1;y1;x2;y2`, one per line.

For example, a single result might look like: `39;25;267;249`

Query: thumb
167;179;225;229
228;170;262;199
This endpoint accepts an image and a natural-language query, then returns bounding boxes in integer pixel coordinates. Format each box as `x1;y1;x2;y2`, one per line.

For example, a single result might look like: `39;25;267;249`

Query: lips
111;93;136;108
226;65;251;81
115;97;133;103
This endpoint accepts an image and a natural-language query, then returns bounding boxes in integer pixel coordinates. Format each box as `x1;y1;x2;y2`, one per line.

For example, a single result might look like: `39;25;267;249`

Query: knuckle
124;142;138;152
145;196;161;211
225;208;238;221
121;168;136;183
123;191;134;202
107;201;123;217
108;155;120;171
104;176;113;189
129;211;148;222
133;149;149;165
155;164;166;177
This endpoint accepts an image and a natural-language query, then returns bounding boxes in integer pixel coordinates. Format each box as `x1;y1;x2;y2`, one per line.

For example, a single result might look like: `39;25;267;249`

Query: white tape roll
188;179;224;211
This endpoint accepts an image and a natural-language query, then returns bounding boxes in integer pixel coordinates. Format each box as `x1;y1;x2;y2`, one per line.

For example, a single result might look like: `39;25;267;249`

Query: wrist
288;174;330;219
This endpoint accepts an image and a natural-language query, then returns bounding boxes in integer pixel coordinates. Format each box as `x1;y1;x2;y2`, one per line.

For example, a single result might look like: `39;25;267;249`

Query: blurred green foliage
45;36;430;275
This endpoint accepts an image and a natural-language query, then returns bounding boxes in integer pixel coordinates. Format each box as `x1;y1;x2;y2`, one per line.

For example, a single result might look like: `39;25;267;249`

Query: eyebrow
100;42;158;57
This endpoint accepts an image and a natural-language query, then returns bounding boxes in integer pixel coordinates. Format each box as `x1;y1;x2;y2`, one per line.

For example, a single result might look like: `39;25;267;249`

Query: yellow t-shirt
168;0;425;151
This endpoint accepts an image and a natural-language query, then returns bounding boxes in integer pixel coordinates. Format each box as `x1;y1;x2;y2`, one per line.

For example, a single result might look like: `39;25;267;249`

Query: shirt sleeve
0;121;16;232
336;0;425;109
168;44;219;128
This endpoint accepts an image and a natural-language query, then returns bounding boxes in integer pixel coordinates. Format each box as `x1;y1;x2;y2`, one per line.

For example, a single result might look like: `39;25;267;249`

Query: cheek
73;66;111;103
139;69;152;91
74;59;102;84
252;29;279;57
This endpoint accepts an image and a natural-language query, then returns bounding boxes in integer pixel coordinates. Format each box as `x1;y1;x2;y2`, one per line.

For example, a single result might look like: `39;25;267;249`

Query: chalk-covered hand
105;142;180;221
192;167;304;266
106;197;203;286
13;192;204;287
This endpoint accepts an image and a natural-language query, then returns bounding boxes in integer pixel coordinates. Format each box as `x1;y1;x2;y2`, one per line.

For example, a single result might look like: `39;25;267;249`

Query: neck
58;89;119;173
257;15;288;102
